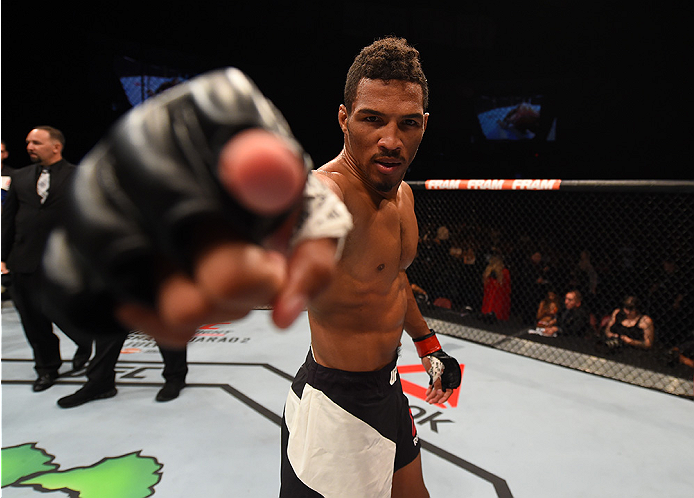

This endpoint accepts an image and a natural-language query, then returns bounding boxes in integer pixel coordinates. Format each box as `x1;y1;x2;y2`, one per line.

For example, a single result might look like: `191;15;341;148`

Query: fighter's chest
345;196;418;270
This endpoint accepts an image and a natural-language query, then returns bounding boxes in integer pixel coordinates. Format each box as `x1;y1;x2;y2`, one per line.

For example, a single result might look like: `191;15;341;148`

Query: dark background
1;1;688;180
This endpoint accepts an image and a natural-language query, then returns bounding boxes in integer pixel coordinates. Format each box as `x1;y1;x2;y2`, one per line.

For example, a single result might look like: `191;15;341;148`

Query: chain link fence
407;180;694;398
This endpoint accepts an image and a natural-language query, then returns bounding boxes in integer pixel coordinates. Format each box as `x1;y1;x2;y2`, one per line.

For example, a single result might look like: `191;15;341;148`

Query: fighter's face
339;78;428;194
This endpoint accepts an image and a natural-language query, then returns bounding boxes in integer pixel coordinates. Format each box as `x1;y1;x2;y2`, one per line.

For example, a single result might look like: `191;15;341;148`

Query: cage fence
407;180;694;398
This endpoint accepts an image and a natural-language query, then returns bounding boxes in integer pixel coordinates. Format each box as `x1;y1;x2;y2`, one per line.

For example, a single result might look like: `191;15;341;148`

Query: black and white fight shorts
280;349;421;497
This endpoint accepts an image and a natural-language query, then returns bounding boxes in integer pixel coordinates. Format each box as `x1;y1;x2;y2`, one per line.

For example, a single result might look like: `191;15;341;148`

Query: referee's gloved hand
41;68;351;347
413;330;461;404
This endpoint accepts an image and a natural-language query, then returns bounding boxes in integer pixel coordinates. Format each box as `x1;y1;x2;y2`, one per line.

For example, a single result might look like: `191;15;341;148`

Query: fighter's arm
267;170;352;329
41;68;352;347
403;277;461;404
401;185;460;404
401;182;434;341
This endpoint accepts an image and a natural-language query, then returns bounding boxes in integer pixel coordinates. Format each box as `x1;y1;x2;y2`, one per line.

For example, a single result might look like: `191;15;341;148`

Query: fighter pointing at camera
44;37;461;497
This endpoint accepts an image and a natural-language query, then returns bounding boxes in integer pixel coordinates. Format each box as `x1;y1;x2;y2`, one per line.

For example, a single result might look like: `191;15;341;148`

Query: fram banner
425;179;561;190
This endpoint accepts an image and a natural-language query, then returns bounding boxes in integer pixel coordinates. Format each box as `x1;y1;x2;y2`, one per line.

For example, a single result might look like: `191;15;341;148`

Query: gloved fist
423;350;461;391
413;330;461;403
41;68;352;345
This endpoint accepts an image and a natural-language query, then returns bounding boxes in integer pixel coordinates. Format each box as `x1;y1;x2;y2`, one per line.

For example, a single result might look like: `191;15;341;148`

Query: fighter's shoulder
399;180;414;202
313;168;347;200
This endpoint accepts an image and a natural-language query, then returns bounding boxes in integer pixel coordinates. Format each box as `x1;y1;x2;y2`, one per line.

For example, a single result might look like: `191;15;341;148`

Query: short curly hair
344;36;428;112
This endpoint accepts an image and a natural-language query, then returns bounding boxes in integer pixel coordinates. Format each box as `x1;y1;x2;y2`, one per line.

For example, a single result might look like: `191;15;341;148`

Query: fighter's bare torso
308;159;419;372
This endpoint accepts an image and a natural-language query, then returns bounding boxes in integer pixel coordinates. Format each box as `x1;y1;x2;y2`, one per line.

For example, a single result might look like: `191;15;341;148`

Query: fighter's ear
338;104;348;133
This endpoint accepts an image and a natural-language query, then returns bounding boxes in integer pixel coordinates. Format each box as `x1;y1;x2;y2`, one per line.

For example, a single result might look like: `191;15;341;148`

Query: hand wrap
41;68;352;336
413;330;461;391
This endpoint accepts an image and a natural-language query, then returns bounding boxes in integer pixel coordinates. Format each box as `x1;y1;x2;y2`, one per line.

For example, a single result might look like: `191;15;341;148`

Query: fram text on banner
424;179;562;190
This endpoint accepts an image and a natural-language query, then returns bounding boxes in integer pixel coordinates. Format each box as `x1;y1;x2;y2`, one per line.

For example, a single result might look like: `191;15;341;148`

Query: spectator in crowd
604;296;655;349
434;225;451;248
647;256;690;348
536;289;561;329
1;126;93;392
571;250;599;312
577;250;598;293
482;227;504;261
515;250;554;325
542;290;591;337
445;240;481;311
671;338;694;368
456;243;484;312
615;244;639;291
481;254;511;321
410;282;429;305
413;224;454;306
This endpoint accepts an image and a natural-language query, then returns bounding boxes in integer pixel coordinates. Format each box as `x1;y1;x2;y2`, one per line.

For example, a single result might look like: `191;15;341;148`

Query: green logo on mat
2;443;162;497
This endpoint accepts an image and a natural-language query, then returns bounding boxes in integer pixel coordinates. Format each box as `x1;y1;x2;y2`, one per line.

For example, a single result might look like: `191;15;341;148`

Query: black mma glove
41;68;314;337
413;330;461;391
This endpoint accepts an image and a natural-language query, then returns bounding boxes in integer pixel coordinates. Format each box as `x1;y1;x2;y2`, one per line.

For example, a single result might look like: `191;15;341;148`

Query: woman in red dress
481;255;511;321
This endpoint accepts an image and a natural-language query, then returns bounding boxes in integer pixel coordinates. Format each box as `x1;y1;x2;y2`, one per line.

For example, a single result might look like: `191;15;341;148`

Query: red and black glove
413;330;461;391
